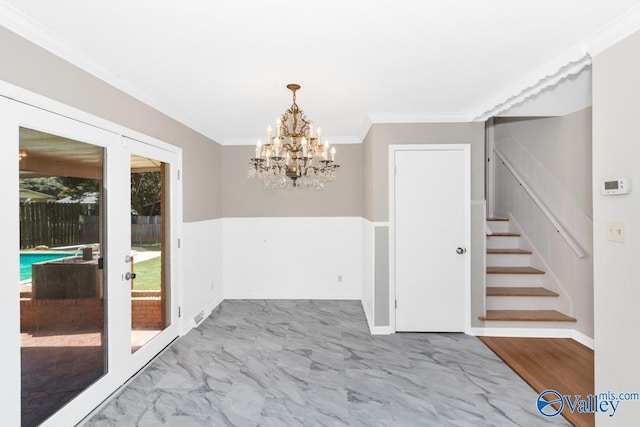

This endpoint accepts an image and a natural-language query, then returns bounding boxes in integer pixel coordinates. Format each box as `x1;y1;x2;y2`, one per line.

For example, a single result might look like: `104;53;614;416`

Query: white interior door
392;145;470;332
0;95;181;427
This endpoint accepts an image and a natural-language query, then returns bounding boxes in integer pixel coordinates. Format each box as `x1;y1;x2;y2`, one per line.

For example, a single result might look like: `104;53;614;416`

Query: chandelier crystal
247;83;339;190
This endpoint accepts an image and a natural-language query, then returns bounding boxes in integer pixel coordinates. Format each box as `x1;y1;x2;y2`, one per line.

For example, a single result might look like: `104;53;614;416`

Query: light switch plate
606;222;626;243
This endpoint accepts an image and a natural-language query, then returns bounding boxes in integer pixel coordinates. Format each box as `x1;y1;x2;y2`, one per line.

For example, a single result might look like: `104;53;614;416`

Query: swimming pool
20;253;75;281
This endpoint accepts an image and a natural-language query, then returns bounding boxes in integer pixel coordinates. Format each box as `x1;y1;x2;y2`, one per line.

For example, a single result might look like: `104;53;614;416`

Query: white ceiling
2;0;640;144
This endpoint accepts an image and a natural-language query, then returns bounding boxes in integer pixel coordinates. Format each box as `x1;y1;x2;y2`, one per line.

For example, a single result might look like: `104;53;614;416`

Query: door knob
456;247;466;254
124;272;137;280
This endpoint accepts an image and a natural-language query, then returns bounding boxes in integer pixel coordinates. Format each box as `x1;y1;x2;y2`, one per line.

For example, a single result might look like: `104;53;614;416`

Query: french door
0;95;181;426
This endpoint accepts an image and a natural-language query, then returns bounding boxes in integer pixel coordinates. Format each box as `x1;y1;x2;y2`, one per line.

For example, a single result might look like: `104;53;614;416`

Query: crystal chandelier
247;83;339;190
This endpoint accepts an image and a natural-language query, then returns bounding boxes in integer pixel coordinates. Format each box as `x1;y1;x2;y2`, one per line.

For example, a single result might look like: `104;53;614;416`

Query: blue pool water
20;253;75;281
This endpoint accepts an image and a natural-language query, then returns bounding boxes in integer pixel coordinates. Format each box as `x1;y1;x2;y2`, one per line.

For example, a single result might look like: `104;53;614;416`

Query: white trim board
370;325;394;335
0;79;183;155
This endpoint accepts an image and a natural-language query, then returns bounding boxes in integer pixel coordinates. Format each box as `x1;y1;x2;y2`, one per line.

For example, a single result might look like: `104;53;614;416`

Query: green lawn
131;256;161;290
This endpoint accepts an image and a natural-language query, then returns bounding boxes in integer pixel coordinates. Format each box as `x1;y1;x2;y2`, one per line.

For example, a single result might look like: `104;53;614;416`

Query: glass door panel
0;96;181;427
19;127;106;427
130;155;171;353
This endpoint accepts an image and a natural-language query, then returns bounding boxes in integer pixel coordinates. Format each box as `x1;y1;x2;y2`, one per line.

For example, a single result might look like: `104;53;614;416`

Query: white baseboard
371;325;394;335
468;327;594;350
361;299;374;333
570;330;595;349
361;299;394;335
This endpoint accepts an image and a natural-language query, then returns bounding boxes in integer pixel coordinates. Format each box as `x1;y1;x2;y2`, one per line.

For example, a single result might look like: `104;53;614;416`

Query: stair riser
486;221;510;233
486;254;531;267
486;236;520;249
478;320;575;329
486;274;544;286
486;296;559;311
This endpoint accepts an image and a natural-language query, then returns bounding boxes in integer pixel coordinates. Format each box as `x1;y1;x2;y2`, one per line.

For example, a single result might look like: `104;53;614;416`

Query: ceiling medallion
247;83;339;190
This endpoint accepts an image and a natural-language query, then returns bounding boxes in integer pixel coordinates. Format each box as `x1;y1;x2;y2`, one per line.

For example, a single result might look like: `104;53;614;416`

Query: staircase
479;218;577;326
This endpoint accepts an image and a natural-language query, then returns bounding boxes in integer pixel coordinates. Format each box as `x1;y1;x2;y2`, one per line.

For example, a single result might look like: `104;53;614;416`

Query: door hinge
395;300;398;308
178;306;181;318
178;238;181;248
177;169;181;180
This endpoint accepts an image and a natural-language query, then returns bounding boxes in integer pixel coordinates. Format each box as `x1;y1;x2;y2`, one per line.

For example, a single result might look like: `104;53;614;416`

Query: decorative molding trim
473;51;592;122
0;2;217;142
368;112;473;124
583;5;640;57
358;117;373;144
222;135;361;146
468;327;594;350
372;221;390;227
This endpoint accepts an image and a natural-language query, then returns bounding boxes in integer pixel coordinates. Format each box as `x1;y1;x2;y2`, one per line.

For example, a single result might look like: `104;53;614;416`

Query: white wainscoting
182;219;224;334
223;217;363;300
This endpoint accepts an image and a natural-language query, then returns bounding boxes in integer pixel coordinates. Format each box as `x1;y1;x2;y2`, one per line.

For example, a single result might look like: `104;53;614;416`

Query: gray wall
363;122;486;327
592;29;640;426
0;26;222;222
363;122;485;221
222;144;363;217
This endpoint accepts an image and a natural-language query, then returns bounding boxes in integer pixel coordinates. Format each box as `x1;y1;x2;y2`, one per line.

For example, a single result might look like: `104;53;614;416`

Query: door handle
456;247;466;254
124;272;137;280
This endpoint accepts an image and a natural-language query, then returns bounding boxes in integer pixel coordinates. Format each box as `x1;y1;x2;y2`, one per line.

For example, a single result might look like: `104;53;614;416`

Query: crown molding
473;6;640;122
358;117;373;143
583;4;640;57
472;50;592;122
0;1;219;143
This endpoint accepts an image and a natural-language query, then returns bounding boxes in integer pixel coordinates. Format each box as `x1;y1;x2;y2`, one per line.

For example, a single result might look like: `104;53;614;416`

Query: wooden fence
20;203;85;249
19;204;161;249
131;216;162;244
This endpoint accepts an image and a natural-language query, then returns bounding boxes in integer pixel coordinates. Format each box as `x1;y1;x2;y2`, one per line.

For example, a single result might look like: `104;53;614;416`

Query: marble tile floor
83;300;569;426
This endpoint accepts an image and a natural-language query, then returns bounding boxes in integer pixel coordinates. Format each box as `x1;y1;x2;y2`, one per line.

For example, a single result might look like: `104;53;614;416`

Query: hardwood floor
479;337;594;427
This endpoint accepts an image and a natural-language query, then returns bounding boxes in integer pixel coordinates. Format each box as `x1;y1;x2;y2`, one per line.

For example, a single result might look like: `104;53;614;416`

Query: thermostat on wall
601;177;631;195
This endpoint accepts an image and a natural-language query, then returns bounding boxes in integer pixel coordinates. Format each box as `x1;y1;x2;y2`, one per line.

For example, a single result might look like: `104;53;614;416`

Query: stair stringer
504;213;574;318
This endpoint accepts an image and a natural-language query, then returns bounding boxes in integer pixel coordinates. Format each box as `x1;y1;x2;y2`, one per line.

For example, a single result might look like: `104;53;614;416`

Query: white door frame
123;135;183;371
0;80;183;427
388;144;471;333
